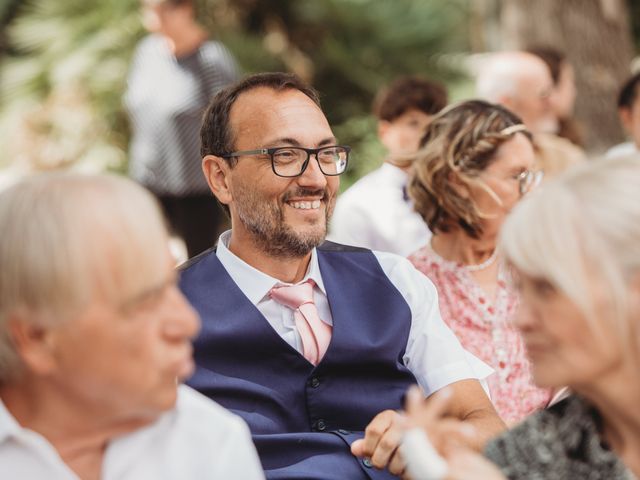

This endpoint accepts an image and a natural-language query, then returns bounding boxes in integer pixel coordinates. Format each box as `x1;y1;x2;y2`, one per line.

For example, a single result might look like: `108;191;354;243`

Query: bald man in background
476;51;584;178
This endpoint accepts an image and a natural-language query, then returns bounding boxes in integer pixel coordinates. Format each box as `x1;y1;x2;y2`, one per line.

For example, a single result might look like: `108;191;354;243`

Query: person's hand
351;409;408;476
404;386;477;453
401;385;506;480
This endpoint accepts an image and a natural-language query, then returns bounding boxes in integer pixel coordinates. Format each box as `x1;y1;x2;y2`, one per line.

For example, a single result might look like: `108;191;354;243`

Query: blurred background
0;0;639;191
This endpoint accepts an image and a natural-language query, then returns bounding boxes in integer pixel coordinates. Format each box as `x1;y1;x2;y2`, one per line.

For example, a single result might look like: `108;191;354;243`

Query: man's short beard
248;221;325;258
235;186;333;258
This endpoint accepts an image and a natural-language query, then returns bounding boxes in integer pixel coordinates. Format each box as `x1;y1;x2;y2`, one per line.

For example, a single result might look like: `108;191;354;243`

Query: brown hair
200;72;321;161
526;46;565;84
373;76;448;122
526;46;583;146
407;99;532;239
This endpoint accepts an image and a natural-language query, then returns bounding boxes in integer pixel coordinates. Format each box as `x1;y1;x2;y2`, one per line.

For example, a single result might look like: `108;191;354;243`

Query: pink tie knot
269;279;316;310
269;279;331;366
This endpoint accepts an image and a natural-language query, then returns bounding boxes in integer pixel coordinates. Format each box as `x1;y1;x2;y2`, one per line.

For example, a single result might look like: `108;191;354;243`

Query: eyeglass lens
519;170;543;195
272;147;348;177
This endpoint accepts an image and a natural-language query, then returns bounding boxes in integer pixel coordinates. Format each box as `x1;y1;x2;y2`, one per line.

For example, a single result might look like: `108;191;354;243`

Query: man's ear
378;119;395;146
377;120;389;139
378;120;397;153
619;107;633;135
498;94;516;112
202;155;233;206
8;312;58;376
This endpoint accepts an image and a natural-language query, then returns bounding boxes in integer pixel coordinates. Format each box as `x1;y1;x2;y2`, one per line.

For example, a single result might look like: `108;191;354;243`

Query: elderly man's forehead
488;52;550;79
76;215;172;309
90;243;172;306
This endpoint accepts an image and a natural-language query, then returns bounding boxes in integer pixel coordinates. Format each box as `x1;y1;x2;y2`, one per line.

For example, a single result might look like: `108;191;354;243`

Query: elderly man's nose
163;288;201;340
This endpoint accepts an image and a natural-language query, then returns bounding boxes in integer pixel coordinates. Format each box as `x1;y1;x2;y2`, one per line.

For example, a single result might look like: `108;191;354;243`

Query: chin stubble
237;187;335;258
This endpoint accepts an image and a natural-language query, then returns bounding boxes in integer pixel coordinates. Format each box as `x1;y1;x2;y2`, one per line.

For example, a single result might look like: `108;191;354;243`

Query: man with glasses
180;72;504;480
476;51;584;178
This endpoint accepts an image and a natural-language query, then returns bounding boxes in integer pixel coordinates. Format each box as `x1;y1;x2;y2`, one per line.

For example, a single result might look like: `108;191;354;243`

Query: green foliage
212;0;470;189
0;0;143;170
0;0;469;181
628;0;640;52
333;114;383;191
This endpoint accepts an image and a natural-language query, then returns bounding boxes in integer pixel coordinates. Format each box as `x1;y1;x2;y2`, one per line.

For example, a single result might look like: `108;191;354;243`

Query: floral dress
409;245;551;424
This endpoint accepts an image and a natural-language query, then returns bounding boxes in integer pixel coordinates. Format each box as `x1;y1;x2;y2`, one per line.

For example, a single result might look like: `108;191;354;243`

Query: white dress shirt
0;385;265;480
217;231;492;396
329;163;431;256
605;141;638;159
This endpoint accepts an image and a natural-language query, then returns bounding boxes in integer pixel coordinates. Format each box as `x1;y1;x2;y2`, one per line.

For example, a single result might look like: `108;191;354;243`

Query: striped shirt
125;34;239;195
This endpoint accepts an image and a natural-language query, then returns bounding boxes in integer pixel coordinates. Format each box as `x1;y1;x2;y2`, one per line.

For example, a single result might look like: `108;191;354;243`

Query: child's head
373;76;448;158
617;72;640;148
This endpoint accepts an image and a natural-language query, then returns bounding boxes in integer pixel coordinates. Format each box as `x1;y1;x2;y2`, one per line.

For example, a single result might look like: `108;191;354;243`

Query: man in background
330;76;447;256
476;51;584;178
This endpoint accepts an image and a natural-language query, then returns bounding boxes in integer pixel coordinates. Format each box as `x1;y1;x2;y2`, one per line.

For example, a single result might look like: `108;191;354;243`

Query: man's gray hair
0;173;169;384
475;51;541;102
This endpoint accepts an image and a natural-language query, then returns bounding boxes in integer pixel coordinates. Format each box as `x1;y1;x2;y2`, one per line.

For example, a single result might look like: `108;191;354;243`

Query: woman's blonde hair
500;155;640;357
407;99;532;239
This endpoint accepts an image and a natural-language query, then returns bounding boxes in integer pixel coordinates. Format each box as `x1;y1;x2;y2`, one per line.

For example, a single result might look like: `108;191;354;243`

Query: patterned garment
125;34;238;196
485;395;636;480
408;245;551;423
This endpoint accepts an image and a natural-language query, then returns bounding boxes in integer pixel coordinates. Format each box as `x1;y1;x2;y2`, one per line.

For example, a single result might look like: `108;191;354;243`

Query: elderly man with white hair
0;174;264;479
476;51;584;178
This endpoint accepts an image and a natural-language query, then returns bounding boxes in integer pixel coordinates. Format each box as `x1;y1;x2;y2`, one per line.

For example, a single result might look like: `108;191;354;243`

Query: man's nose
163;287;201;341
542;89;557;109
297;154;328;188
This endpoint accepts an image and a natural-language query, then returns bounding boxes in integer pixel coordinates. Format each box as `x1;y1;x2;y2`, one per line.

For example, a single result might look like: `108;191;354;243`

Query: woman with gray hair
407;100;550;423
403;155;640;480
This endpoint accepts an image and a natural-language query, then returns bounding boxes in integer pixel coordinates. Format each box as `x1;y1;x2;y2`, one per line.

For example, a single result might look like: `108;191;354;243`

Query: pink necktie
269;280;332;366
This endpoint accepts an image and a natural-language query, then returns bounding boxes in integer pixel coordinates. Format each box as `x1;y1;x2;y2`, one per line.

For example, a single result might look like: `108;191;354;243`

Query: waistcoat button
310;377;320;388
314;419;327;431
362;458;373;468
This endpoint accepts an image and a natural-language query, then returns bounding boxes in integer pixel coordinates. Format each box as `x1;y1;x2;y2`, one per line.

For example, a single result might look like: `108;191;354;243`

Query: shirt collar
0;398;22;444
380;162;410;187
215;230;327;305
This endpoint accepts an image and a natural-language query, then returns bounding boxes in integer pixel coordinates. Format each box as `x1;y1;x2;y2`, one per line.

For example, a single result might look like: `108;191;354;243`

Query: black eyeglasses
222;145;350;178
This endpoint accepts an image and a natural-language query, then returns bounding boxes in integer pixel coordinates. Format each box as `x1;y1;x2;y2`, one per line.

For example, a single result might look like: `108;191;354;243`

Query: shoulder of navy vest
318;241;371;253
177;245;217;271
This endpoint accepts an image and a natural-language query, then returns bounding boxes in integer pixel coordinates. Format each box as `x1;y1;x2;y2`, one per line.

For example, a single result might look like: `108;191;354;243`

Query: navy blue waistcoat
180;242;417;480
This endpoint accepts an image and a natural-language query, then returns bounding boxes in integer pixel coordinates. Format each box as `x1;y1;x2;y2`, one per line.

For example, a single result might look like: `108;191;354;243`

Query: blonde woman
407;100;550;423
404;155;640;480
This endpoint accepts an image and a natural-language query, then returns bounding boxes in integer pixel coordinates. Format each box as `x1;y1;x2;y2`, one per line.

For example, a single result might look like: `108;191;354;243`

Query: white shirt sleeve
211;416;265;480
373;251;494;396
163;386;265;480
